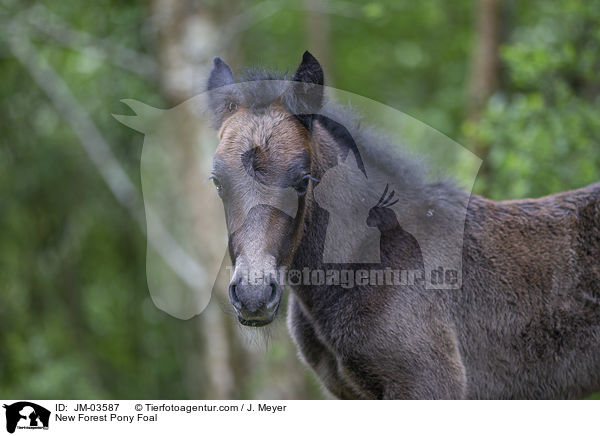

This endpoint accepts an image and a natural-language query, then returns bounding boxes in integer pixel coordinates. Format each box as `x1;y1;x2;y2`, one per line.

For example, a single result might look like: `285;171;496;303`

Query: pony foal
206;51;600;399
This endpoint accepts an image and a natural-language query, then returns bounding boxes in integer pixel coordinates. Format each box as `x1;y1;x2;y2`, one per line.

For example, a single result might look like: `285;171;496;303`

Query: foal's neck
290;116;469;312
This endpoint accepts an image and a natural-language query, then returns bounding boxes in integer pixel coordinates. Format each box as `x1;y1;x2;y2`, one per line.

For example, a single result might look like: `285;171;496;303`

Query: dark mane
239;67;289;82
316;100;468;223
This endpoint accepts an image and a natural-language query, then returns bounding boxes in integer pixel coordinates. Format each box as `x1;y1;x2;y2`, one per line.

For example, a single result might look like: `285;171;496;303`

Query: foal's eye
296;175;315;195
212;177;223;195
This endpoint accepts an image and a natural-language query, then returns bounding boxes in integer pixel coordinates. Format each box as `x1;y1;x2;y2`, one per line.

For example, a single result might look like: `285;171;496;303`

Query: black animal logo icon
3;402;50;434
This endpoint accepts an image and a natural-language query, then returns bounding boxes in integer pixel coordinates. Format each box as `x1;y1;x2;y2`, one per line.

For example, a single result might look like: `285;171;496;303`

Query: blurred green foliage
0;0;598;399
465;0;600;199
0;1;189;398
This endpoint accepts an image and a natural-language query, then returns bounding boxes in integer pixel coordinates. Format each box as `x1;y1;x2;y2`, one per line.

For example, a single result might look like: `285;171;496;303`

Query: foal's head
207;52;324;326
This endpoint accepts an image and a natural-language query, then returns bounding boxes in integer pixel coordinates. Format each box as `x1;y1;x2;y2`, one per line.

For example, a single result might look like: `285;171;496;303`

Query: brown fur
208;52;600;399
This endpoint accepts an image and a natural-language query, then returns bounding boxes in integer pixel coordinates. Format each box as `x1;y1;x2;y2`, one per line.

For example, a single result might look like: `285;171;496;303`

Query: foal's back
456;182;600;398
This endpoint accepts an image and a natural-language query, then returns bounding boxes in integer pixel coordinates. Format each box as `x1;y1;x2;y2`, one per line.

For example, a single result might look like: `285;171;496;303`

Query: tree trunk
150;0;235;400
466;0;502;191
467;0;501;122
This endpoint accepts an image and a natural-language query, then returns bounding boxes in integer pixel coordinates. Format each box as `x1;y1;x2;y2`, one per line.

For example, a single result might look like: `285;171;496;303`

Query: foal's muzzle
228;274;282;326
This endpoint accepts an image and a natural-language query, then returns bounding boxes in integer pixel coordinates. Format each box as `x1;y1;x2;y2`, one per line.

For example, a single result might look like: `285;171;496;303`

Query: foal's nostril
266;281;280;310
228;282;243;310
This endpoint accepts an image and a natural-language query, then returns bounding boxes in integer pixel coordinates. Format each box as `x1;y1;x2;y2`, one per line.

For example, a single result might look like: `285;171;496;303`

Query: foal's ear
208;57;234;90
293;51;324;90
283;51;325;124
207;56;239;126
